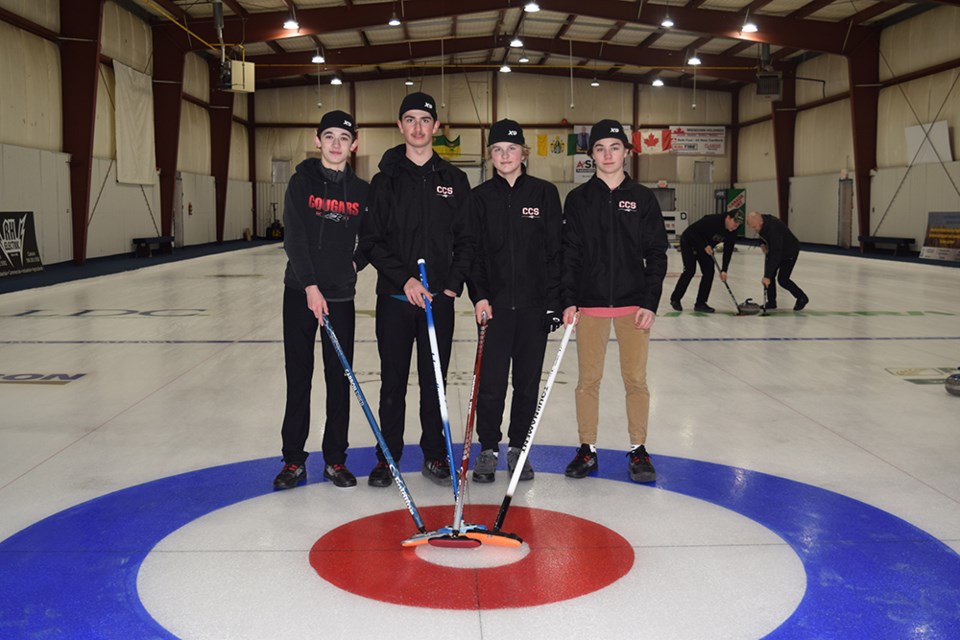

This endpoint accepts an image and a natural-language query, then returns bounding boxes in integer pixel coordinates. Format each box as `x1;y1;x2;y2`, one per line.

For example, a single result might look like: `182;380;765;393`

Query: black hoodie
468;166;563;311
561;174;669;312
282;158;369;301
758;213;800;279
359;144;473;296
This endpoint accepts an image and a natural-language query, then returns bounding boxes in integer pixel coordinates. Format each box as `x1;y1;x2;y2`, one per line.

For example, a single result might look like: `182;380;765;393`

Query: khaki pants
574;314;651;445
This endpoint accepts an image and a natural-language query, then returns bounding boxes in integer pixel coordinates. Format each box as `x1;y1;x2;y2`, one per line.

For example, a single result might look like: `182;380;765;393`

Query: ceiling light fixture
590;77;600;87
388;11;401;26
688;51;701;66
312;49;324;64
742;8;758;33
500;64;512;73
652;77;664;87
510;37;524;48
404;77;414;86
518;52;530;63
330;75;342;86
283;7;298;31
524;1;540;12
661;16;674;28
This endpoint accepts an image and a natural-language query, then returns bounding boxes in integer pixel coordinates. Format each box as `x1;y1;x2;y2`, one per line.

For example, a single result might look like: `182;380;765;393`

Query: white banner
114;61;157;185
669;125;726;156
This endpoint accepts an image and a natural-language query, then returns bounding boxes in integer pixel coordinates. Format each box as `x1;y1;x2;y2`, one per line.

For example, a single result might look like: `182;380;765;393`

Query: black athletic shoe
564;445;599;479
472;449;498;483
368;461;392;488
422;458;452;485
794;294;809;311
670;299;682;311
765;301;777;310
273;462;307;490
324;463;357;488
694;303;715;313
627;446;656;483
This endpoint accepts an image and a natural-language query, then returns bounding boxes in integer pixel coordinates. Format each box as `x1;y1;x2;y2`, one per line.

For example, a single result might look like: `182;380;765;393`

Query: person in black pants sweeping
467;120;563;483
357;92;474;487
274;110;369;490
669;212;741;313
745;211;809;311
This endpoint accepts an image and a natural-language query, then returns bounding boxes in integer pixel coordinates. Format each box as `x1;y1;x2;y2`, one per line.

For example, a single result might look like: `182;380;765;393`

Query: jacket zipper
507;189;516;310
608;189;615;306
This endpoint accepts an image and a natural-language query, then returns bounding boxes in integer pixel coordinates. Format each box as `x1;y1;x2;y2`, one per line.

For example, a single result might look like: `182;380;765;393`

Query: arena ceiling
120;0;956;91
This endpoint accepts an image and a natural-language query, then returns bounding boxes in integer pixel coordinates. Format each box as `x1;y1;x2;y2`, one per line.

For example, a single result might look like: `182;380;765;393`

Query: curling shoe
323;463;357;488
368;461;392;488
669;299;682;311
694;303;715;313
564;444;599;479
472;449;498;483
422;458;452;485
627;445;657;483
273;462;307;490
507;446;534;481
794;294;809;311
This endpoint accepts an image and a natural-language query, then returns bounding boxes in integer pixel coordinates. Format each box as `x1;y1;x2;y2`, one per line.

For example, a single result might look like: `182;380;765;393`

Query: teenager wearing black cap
560;119;669;483
357;92;474;487
274;110;369;490
467;119;563;483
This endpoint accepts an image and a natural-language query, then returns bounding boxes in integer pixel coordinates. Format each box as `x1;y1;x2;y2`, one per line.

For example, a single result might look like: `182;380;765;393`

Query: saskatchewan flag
432;134;461;160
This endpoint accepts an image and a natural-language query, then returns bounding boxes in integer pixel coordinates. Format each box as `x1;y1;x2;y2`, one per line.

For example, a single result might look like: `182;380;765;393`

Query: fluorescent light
510;37;524;48
742;21;758;33
283;19;299;30
688;54;701;66
524;1;540;12
652;77;664;87
661;16;674;28
330;76;342;85
499;64;512;73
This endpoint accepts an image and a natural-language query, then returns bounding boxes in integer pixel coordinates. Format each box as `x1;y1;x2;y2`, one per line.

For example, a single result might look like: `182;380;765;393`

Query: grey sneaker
507;446;534;481
472;449;498;483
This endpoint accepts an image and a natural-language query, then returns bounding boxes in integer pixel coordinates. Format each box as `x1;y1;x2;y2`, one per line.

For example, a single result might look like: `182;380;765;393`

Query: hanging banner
636;129;672;154
432;134;460;160
537;134;548;157
919;211;960;262
1;211;44;277
669;125;726;155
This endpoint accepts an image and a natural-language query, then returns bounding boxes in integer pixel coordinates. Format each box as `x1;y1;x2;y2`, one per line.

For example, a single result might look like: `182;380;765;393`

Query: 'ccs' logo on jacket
618;200;638;212
436;185;455;198
521;207;540;218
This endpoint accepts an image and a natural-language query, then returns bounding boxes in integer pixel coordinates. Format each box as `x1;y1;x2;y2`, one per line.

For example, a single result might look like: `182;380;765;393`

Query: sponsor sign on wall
1;212;43;277
919;211;960;262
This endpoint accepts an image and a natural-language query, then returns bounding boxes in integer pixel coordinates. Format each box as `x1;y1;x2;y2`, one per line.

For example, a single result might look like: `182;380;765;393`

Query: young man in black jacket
745;211;809;311
561;119;669;483
468;119;563;483
358;92;474;487
274;110;369;490
669;212;741;313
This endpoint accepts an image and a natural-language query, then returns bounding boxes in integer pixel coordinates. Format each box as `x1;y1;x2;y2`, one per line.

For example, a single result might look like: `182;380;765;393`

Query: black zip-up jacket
468;167;563;311
359;144;473;296
282;158;369;301
682;213;738;272
561;174;669;312
758;213;800;279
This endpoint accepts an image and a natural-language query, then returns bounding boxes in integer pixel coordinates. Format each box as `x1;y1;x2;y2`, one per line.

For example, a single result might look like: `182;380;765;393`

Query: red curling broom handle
452;313;488;534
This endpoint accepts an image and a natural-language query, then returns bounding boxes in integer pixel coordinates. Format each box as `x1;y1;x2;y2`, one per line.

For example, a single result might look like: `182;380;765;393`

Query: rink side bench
857;235;915;257
132;236;175;257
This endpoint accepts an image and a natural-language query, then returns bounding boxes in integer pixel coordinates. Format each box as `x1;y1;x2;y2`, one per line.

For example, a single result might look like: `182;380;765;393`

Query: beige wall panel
354;127;401;180
229;122;249;181
101;0;153;74
85;157;162;259
225;180;252;240
789;173;847;244
354;74;490;125
234;93;249;121
0;0;58;31
178;171;217;246
877;69;960;168
93;64;116;159
183;53;210;103
796;54;849;105
178;101;211;175
879;6;960;81
676;155;731;184
257;84;347;124
794;99;853;176
738;122;775;182
639;85;731;126
734;179;777;238
498;74;631;125
870;161;960;242
255;127;317;182
738;84;770;123
0;22;61;150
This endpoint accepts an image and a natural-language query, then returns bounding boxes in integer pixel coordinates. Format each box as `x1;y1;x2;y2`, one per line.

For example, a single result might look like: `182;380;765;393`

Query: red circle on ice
309;504;634;609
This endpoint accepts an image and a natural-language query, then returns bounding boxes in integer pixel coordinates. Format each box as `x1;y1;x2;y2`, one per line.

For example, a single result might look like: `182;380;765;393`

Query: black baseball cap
488;119;524;146
317;110;356;138
588;119;631;150
398;92;437;120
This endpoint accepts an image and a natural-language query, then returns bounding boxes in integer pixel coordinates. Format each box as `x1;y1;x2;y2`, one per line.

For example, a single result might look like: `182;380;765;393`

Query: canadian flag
634;129;672;154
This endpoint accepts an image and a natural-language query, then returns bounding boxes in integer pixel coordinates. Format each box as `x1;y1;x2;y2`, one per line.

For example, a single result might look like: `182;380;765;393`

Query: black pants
475;307;549;451
280;289;354;466
671;239;715;306
766;256;805;306
375;294;455;462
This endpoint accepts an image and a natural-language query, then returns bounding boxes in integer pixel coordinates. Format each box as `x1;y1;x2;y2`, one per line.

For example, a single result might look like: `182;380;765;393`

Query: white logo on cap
611;127;621;133
424;101;434;109
508;130;518;136
343;120;352;127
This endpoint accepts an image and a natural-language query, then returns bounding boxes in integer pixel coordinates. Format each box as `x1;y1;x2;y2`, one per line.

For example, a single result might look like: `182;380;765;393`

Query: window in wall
694;161;713;184
272;159;292;183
